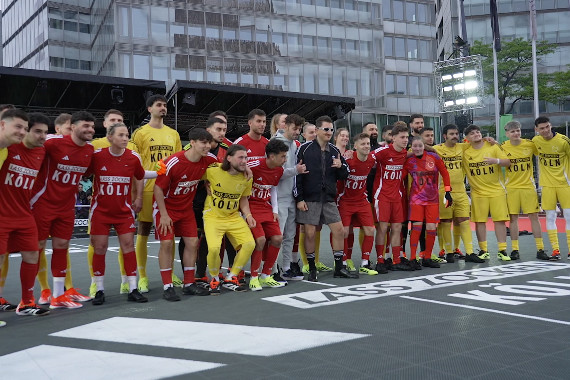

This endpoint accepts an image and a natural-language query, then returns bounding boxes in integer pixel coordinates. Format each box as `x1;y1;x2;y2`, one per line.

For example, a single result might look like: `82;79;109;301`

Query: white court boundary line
302;280;336;287
400;295;570;326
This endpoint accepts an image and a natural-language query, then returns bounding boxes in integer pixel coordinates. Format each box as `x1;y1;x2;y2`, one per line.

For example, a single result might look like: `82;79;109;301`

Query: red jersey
372;144;407;202
155;151;218;212
405;152;450;205
338;153;376;204
89;148;145;221
234;133;269;161
0;143;45;220
247;158;284;209
31;134;93;213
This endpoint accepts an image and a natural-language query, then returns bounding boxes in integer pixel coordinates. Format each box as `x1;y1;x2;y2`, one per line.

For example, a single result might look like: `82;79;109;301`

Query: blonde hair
270;113;284;136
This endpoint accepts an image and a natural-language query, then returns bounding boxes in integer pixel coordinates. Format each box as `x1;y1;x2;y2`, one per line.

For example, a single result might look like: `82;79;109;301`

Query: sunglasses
319;127;334;132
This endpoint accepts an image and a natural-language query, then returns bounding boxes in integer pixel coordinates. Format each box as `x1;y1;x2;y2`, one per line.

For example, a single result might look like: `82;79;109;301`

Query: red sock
409;225;422;260
250;250;263;277
392;246;401;264
183;267;195;284
92;254;106;276
362;235;373;262
425;229;437;258
375;244;385;263
160;268;172;286
123;251;137;276
346;232;354;260
51;248;68;277
262;245;280;275
20;261;38;304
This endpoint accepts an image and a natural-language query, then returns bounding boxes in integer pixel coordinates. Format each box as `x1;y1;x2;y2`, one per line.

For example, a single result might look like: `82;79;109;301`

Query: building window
132;8;149;38
49;56;64;67
65;59;79;69
386;74;395;94
394;37;405;58
80;60;91;71
407;38;417;59
384;36;393;57
79;23;90;34
64;21;77;32
406;2;416;21
409;76;419;95
49;19;63;29
393;0;404;20
396;75;407;94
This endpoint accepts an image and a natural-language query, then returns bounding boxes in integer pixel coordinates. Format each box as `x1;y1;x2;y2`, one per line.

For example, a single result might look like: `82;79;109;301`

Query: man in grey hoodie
273;114;307;281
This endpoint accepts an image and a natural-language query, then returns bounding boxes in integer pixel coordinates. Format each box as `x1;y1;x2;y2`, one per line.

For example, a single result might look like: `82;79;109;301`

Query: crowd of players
0;97;569;326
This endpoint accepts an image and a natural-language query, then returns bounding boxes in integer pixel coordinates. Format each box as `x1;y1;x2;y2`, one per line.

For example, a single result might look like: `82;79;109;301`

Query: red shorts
0;216;39;253
339;201;374;227
154;209;198;240
373;199;405;223
409;204;439;223
34;209;75;241
250;212;282;240
90;213;136;236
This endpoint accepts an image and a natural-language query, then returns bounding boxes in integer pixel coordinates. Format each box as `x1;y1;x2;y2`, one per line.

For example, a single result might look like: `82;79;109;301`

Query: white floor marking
400;295;570;326
302;280;337;287
50;317;369;357
0;345;224;379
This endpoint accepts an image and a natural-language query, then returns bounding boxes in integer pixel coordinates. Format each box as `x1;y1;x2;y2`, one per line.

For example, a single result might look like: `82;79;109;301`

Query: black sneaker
392;262;414;271
222;277;248;292
334;267;359;278
399;257;415;271
290;261;305;280
92;290;105;305
510;250;520;260
454;249;466;259
536;249;551;261
384;258;393;271
282;268;303;281
182;283;210;296
410;259;422;270
465;253;485;263
422;258;440;268
308;268;318;282
273;266;288;285
15;302;50;316
128;289;148;303
446;253;455;263
163;286;181;302
374;262;389;274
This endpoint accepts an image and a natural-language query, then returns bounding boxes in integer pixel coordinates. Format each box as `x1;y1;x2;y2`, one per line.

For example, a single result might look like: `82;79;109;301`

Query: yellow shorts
507;188;540;214
138;191;155;223
471;194;509;223
203;214;254;252
439;191;470;220
541;186;570;210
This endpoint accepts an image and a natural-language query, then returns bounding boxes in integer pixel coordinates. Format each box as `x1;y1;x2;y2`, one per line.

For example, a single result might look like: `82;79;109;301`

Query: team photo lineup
1;95;570;325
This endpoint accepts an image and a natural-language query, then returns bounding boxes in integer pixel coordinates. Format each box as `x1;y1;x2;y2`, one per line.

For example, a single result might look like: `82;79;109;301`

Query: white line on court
400;295;570;326
302;280;337;287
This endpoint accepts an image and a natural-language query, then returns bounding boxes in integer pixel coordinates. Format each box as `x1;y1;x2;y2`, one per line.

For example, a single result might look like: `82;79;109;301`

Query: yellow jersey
130;124;181;192
501;139;538;189
0;147;7;170
532;133;570;188
203;165;252;219
433;142;468;192
92;136;137;152
463;143;507;197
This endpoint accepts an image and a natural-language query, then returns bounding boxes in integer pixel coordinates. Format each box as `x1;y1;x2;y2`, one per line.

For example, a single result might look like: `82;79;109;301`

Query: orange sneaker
551;249;561;260
50;294;83;309
38;289;51;305
64;288;92;302
0;297;17;311
16;301;50;316
209;279;221;295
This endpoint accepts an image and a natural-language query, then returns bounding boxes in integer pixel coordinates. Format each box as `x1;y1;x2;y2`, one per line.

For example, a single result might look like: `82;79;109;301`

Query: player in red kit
233;109;269;161
372;124;411;273
31;111;95;309
154;128;218;301
338;133;378;275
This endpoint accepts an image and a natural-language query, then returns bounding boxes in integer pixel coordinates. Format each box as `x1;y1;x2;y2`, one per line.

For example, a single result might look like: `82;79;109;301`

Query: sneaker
249;277;262;291
0;297;17;311
302;264;310;274
50;294;83;309
454;248;466;259
291;261;304;279
89;282;97;298
259;275;286;288
182;283;210;296
431;254;447;264
466;253;485;263
138;277;149;293
307;268;318;282
316;261;332;272
392;262;414;271
38;289;51;305
359;264;379;275
195;276;210;289
120;282;130;294
400;257;415;270
92;290;105;306
334;267;359;278
16;302;50;316
374;262;389;274
438;249;445;257
195;276;209;284
282;268;303;281
172;274;183;288
551;249;561;261
446;253;455;263
64;288;92;302
128;289;148;302
478;250;490;260
410;259;422;270
422;258;440;268
209;279;222;295
346;259;356;271
384;258;393;271
162;286;181;302
498;250;511;261
272;268;288;285
222;276;248;292
536;249;551;260
0;321;5;327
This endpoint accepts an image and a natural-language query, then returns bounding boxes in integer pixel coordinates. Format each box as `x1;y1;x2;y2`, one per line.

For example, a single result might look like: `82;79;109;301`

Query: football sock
251;250;263;277
160;268;173;288
183;267;195;285
459;220;474;253
135;235;149;278
20;261;38;304
409;225;422;260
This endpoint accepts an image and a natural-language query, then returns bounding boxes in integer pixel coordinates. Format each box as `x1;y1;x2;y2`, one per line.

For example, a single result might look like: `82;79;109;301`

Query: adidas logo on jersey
150;138;155;142
130;223;136;229
257;177;263;181
388;158;393;162
247;149;252;153
13;155;21;160
62;155;70;160
216;183;221;187
101;166;107;171
181;174;187;179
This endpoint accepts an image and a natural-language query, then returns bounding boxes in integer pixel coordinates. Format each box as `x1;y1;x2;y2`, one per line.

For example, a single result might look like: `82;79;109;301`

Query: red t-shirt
247;158;284;210
0;143;45;220
372;144;407;203
233;134;269;161
154;151;218;213
338;153;376;204
405;152;450;205
31;135;93;213
89;148;145;221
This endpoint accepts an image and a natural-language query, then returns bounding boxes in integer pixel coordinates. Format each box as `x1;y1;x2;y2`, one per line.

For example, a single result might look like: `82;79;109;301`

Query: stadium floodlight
434;55;484;113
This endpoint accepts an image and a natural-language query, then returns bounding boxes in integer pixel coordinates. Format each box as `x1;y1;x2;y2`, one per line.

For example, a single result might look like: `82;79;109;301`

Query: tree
470;38;570;115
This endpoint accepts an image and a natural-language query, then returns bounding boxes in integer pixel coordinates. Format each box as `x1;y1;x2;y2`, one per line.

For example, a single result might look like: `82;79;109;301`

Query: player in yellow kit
463;124;511;262
130;95;182;292
502;121;547;260
204;145;256;294
532;116;570;260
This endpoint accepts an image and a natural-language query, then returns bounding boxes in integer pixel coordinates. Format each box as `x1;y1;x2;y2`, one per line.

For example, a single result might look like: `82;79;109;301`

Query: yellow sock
207;246;222;278
440;222;452;253
64;251;73;289
299;232;308;266
566;230;570;251
230;241;255;276
547;229;559;251
118;248;126;276
498;242;507;251
171;240;176;275
453;225;461;250
0;254;9;290
479;241;487;252
37;249;50;291
136;235;149;278
511;240;519;251
535;237;544;250
437;224;443;252
459;220;474;254
87;244;95;278
315;231;321;262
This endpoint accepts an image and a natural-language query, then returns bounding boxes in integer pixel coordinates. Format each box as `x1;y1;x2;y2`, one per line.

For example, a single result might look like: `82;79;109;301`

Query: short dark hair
419;127;434;135
391;124;409;136
353;133;370;143
409;113;424;123
28;113;51;129
221;144;247;171
71;111;95;125
315;115;333;129
209;110;227;120
206;117;227;129
363;122;376;129
105;109;124;119
534;116;550;127
1;108;28;122
54;113;72;126
463;124;480;136
381;125;392;134
0;104;15;113
247;109;266;120
265;138;289;156
146;94;167;108
188;128;213;143
442;124;458;135
284;114;304;127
